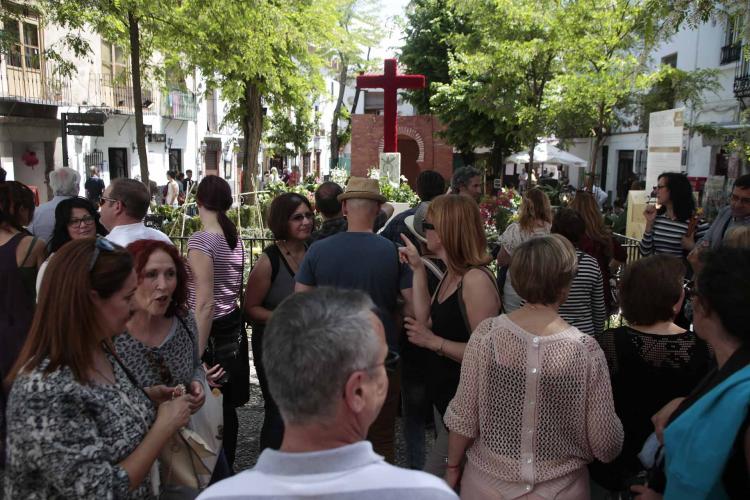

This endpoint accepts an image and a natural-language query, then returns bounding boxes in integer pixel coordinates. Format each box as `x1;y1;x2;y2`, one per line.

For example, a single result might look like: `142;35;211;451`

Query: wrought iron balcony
160;90;198;121
721;43;742;65
0;64;71;105
87;73;155;114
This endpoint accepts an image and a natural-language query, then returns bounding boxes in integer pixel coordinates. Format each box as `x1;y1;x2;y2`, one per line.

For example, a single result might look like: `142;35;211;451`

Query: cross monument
356;59;425;186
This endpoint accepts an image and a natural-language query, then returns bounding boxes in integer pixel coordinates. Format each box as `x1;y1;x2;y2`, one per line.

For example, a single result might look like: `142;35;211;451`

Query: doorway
397;136;420;189
108;148;128;179
169;148;182;173
617;150;634;202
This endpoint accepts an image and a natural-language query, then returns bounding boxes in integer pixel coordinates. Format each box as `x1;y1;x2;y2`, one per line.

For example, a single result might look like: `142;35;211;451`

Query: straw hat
404;202;431;244
337;176;386;203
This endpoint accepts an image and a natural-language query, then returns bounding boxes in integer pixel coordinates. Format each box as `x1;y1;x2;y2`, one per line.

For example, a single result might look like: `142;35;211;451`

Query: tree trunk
128;11;149;187
241;80;263;203
588;134;605;190
527;139;536;184
330;52;348;169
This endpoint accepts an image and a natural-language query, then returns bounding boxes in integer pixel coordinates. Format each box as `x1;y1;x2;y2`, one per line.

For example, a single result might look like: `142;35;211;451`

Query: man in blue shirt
296;176;413;464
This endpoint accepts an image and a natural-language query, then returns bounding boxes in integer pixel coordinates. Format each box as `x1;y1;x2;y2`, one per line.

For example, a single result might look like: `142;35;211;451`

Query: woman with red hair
115;239;205;411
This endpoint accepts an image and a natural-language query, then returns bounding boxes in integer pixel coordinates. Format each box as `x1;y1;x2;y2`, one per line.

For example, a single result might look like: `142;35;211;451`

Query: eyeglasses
145;349;175;386
730;193;750;205
289;212;314;222
99;196;119;207
89;237;116;271
422;222;435;231
68;215;96;228
361;350;400;374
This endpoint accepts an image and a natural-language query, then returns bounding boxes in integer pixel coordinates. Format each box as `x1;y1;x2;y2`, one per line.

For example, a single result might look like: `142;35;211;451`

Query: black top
590;326;712;489
428;277;470;416
401;257;445;380
667;345;750;499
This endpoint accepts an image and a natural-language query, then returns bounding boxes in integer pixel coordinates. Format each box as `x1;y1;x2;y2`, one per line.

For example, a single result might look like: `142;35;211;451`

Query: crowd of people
0;166;748;500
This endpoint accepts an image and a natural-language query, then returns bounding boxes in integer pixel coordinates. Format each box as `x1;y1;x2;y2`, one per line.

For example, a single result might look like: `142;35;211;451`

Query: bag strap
265;244;282;283
20;236;38;267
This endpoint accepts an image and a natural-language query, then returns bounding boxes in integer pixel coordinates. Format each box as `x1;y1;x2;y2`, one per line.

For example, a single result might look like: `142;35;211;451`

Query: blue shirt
296;231;412;349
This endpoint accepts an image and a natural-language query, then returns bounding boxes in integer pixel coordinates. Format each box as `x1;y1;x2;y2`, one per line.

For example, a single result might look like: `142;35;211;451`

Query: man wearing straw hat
295;176;413;464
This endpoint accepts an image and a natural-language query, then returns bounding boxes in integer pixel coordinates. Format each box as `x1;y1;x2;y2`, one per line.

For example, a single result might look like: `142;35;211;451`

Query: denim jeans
401;373;433;469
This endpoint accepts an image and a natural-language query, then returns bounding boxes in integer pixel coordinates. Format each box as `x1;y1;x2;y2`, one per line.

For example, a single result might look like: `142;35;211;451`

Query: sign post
61;112;108;167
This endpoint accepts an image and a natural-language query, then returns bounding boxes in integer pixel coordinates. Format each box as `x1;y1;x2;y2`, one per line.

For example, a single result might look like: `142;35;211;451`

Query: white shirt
28;195;72;244
197;441;456;500
106;222;173;248
166;179;180;206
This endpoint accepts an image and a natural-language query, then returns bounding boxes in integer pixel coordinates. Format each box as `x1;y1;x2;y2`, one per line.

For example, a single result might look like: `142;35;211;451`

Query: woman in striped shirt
552;208;607;335
640;172;709;258
188;175;246;470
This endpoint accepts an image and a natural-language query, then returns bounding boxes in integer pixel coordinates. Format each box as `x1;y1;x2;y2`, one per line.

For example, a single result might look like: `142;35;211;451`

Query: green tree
328;0;382;169
172;0;337;196
266;105;316;162
36;0;181;186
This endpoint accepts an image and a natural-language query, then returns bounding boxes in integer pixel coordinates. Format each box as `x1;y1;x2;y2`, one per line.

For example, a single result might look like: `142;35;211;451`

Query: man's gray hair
264;288;381;425
450;166;480;192
49;167;81;196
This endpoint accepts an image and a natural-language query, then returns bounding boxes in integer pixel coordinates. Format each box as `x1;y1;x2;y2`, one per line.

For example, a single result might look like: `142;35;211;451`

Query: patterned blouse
114;312;203;388
445;315;623;498
4;356;156;499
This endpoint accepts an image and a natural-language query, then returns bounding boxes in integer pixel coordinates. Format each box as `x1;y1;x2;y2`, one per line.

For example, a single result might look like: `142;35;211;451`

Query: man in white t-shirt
198;288;456;500
100;178;173;247
165;170;180;206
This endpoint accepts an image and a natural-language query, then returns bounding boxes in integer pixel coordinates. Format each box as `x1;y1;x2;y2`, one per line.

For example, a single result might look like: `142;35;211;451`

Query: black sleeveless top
428;278;471;416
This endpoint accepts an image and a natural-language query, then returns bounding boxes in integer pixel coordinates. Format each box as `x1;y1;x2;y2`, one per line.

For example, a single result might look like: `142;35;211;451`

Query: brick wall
351;115;453;185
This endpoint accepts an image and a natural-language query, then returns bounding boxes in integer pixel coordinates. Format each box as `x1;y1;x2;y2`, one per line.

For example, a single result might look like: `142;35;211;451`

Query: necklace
92;364;116;385
279;241;302;270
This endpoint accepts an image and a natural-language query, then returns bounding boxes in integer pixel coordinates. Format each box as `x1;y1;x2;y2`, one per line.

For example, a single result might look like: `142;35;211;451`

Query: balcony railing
734;46;750;98
0;64;71;105
722;43;742;65
87;73;155;114
160;90;198;121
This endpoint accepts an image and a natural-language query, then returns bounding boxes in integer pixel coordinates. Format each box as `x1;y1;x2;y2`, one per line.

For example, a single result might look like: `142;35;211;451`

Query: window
101;41;128;83
721;16;743;65
6;20;41;70
661;53;677;68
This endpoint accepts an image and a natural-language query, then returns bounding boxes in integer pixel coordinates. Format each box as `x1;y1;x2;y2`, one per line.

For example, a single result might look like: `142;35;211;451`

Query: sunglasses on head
89;237;116;271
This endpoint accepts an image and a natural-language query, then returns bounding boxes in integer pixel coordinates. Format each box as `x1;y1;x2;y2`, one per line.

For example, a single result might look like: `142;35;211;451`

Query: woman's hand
630;484;663;500
204;363;226;388
187;380;206;413
156;395;192;433
398;234;424;271
652;397;685;443
643;205;657;231
444;465;463;491
404;317;441;352
144;385;178;406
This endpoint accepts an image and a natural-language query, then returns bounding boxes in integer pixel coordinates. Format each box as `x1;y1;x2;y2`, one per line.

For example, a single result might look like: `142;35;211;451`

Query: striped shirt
197;441;457;499
639;215;709;257
188;231;244;318
559;250;607;336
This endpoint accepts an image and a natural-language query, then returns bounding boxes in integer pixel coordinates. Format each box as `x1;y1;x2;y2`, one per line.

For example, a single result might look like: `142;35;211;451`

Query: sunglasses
89;237;116;271
145;349;176;386
99;196;120;207
289;211;314;222
422;222;435;231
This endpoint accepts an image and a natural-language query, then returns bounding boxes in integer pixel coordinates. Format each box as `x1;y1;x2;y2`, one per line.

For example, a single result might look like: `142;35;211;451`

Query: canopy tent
506;143;588;166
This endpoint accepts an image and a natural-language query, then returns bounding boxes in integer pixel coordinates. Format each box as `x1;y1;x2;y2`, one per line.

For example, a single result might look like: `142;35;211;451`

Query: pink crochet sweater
445;315;623;497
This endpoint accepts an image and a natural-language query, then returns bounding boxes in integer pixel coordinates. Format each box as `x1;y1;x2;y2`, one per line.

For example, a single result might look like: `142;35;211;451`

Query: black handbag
203;307;243;383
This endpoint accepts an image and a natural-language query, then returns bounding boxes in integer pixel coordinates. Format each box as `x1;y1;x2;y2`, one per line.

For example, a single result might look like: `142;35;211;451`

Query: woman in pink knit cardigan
444;234;623;499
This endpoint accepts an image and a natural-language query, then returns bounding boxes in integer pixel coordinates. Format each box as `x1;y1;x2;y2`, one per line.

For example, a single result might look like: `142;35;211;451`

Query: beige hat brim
404;215;427;244
337;191;386;203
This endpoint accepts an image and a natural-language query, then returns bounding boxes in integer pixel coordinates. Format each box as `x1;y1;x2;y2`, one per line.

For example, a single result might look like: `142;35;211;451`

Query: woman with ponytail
188;175;247;471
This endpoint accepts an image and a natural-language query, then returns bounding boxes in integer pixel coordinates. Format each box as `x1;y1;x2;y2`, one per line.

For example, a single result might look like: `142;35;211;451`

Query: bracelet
436;338;446;356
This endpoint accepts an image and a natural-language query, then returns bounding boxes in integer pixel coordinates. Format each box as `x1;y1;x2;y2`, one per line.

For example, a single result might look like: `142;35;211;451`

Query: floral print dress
4;356;156;499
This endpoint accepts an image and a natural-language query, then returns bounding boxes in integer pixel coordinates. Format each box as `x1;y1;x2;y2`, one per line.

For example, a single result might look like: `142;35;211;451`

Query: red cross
356;59;426;153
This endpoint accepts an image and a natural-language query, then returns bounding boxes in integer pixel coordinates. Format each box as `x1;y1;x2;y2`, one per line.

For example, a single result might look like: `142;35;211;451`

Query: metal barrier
613;233;641;263
171;236;276;269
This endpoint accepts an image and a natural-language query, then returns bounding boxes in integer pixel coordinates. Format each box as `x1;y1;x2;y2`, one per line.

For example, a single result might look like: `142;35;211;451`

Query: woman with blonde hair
497;187;553;312
400;193;501;476
445;235;623;498
570;191;626;313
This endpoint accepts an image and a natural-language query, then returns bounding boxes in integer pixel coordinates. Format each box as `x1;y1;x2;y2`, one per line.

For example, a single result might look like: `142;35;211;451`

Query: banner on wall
646;108;685;192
